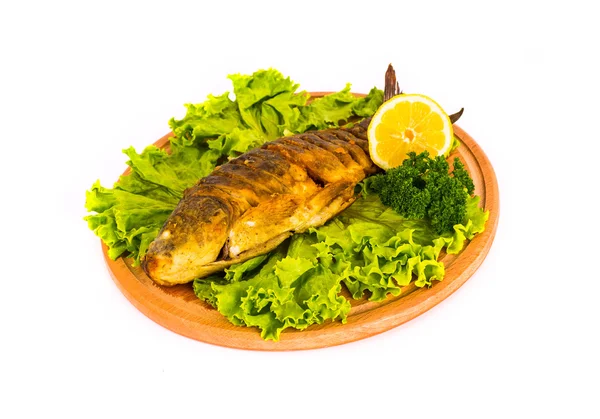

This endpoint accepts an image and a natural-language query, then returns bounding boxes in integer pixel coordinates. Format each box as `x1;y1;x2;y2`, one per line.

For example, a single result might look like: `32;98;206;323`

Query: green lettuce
294;86;384;132
194;248;351;340
194;194;488;341
85;68;383;263
228;70;308;139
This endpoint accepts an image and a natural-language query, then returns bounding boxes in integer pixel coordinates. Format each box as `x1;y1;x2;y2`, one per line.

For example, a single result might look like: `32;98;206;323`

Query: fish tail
357;64;402;130
384;64;401;101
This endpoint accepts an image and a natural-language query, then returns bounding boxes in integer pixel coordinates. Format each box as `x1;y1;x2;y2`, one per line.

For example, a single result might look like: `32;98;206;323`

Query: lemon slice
367;94;453;170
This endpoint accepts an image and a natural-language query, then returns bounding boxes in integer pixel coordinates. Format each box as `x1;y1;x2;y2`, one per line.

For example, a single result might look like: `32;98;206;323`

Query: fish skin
142;118;379;286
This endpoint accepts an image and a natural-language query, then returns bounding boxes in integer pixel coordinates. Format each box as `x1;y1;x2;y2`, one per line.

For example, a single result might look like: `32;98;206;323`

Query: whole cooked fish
142;66;401;286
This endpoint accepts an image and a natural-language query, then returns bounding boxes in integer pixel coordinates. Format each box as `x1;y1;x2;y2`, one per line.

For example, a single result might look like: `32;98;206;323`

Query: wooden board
102;92;499;351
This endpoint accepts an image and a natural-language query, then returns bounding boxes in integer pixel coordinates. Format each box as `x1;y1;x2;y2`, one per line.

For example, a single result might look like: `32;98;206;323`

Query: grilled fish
142;67;401;286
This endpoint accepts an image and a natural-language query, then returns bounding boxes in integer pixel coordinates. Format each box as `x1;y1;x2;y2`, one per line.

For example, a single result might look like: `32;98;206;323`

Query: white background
1;0;599;418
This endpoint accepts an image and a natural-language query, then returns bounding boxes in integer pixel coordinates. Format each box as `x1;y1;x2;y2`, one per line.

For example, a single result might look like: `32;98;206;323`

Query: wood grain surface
101;92;499;351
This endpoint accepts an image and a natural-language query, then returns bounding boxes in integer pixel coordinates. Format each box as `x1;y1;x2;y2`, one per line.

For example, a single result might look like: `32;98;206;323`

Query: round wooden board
102;92;499;351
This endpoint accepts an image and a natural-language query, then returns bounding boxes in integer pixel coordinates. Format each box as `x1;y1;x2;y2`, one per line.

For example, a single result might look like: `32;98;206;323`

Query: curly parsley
368;151;475;234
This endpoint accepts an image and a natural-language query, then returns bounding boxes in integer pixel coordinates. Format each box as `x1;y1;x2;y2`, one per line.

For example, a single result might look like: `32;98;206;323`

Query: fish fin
294;181;356;232
227;195;305;257
227;181;356;257
449;108;465;124
194;232;293;279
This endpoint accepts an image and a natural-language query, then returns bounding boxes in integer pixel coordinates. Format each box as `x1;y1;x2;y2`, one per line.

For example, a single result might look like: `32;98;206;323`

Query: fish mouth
143;247;215;286
142;250;181;286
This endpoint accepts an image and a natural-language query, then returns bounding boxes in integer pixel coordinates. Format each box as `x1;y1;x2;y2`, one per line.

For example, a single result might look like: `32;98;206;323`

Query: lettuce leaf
353;87;385;117
294;83;358;132
168;92;243;147
84;180;177;262
194;194;488;341
194;249;351;340
440;195;489;254
228;70;308;139
85;68;383;263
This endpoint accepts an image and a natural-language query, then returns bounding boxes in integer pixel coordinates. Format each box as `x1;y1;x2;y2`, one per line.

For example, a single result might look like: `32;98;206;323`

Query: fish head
142;196;231;285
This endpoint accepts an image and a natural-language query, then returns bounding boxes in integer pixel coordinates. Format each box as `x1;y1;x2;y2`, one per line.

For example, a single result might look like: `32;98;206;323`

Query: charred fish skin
142;66;406;286
141;120;381;286
142;122;378;285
